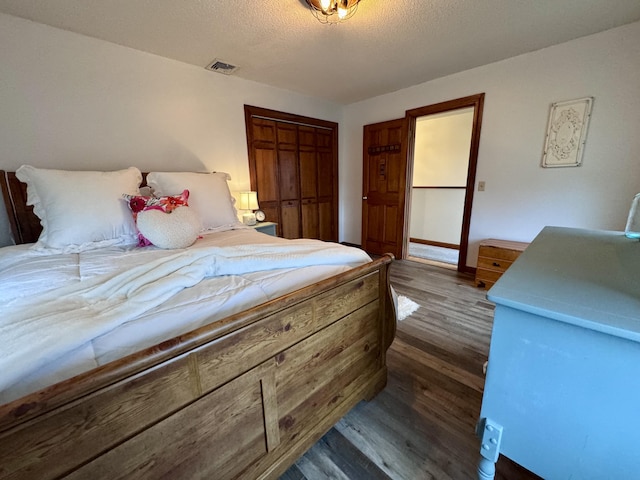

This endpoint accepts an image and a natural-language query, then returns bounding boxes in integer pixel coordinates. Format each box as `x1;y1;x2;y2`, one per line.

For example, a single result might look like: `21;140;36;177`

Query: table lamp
625;193;640;240
238;191;259;226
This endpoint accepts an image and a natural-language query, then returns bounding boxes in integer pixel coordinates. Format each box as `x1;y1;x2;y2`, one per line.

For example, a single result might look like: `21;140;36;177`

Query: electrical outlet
478;181;486;191
478;418;503;462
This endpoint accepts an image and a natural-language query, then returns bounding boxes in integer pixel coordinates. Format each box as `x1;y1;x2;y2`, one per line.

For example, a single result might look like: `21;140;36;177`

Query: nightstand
251;222;277;237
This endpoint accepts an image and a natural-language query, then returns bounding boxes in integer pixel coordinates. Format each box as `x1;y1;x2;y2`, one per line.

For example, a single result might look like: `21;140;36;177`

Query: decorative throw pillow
15;165;141;253
123;190;199;248
136;206;200;249
146;172;241;232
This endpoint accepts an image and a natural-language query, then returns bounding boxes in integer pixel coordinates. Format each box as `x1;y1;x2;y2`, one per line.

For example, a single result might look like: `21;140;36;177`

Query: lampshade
305;0;362;24
625;193;640;239
237;191;259;211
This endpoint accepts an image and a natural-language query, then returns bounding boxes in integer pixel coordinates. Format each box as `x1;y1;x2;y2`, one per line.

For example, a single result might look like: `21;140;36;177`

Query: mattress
0;228;371;404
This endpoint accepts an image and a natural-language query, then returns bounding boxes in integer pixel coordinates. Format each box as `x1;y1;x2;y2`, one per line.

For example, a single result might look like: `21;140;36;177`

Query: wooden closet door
245;105;338;241
299;126;319;239
316;128;336;241
294;126;337;242
249;117;280;228
276;122;301;239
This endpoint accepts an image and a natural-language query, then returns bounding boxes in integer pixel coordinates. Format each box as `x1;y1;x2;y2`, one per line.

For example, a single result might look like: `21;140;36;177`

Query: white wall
413;108;473;186
341;20;640;267
410;189;465;245
0;13;342;246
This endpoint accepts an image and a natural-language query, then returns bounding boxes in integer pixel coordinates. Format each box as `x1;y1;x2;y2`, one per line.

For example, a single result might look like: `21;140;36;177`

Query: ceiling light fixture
305;0;362;24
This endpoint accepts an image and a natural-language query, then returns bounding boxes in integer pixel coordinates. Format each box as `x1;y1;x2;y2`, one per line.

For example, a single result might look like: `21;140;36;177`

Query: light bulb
337;0;352;19
320;0;331;11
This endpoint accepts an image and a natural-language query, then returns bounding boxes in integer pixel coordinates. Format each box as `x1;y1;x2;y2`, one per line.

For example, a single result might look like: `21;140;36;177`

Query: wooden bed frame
0;170;396;479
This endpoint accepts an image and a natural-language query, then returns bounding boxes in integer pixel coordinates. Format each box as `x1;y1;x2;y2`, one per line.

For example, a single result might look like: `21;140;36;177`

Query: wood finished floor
280;259;541;480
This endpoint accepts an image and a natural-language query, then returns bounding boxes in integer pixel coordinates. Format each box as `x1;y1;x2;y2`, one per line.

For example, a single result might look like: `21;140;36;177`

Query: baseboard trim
462;265;476;276
409;238;460;250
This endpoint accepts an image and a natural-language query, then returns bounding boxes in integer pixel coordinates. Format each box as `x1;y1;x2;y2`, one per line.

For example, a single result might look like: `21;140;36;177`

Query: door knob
362;196;368;200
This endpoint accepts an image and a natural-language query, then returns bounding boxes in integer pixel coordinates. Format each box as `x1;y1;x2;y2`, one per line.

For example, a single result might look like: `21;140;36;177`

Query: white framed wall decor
541;97;594;167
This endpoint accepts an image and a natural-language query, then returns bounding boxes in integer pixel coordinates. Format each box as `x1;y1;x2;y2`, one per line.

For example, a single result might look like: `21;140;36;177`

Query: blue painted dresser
477;226;640;479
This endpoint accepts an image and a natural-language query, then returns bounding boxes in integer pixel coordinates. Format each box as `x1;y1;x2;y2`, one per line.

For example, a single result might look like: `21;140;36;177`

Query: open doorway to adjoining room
405;94;484;273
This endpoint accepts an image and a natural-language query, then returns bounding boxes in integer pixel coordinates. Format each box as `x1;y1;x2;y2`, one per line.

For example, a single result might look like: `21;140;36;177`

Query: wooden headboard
1;171;40;245
0;170;148;245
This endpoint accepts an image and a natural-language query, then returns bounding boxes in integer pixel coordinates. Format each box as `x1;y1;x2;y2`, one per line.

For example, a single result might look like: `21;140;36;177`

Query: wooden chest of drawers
475;239;529;290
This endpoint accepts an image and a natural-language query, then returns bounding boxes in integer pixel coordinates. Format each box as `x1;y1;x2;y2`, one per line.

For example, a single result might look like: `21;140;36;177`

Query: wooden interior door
245;105;338;241
361;118;408;258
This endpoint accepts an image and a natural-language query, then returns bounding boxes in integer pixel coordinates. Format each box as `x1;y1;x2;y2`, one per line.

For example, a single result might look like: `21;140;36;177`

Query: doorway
405;94;484;273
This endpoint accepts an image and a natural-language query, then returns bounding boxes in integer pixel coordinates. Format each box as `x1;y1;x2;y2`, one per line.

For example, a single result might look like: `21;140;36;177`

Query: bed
0;167;396;479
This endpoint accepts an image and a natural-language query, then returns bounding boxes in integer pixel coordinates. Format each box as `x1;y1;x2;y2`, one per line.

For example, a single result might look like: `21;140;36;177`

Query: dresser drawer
477;256;514;273
478;245;522;262
475;239;529;290
475;267;504;285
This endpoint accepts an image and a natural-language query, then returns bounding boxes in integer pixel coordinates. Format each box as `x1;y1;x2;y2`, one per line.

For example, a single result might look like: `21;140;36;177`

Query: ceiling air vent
205;59;239;75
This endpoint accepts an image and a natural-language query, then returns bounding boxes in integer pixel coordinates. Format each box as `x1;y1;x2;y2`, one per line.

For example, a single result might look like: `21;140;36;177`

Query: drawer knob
492;262;501;267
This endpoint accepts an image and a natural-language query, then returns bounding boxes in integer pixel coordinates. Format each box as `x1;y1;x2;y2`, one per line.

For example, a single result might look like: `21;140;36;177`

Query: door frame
404;93;485;273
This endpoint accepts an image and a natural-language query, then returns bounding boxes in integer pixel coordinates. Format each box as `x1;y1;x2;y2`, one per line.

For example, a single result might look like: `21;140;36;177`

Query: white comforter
0;229;370;403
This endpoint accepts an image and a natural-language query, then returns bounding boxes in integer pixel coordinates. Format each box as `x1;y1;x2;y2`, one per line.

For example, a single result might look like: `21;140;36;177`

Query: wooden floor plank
299;429;393;480
294;449;352;480
281;259;541;480
279;464;306;480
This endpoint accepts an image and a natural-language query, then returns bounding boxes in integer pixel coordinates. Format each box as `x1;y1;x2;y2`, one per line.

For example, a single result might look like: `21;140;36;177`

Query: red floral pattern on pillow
123;190;190;246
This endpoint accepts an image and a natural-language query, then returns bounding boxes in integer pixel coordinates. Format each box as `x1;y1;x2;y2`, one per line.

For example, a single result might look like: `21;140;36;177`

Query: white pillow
15;165;142;253
146;172;241;232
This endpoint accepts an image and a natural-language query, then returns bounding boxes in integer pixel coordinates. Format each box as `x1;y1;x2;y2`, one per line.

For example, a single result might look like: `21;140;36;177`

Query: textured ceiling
1;0;640;104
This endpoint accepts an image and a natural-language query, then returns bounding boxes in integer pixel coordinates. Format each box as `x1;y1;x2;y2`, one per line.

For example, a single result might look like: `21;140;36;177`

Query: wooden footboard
0;254;395;480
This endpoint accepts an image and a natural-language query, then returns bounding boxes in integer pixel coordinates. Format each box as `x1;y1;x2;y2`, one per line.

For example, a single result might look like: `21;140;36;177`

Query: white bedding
0;228;371;404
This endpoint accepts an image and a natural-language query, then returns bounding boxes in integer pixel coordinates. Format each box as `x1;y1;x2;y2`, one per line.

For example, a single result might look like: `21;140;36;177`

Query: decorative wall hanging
541;97;593;167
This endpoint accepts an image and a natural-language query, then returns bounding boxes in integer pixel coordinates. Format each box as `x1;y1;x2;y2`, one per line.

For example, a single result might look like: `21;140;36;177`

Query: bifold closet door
275;122;301;239
245;105;338;242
